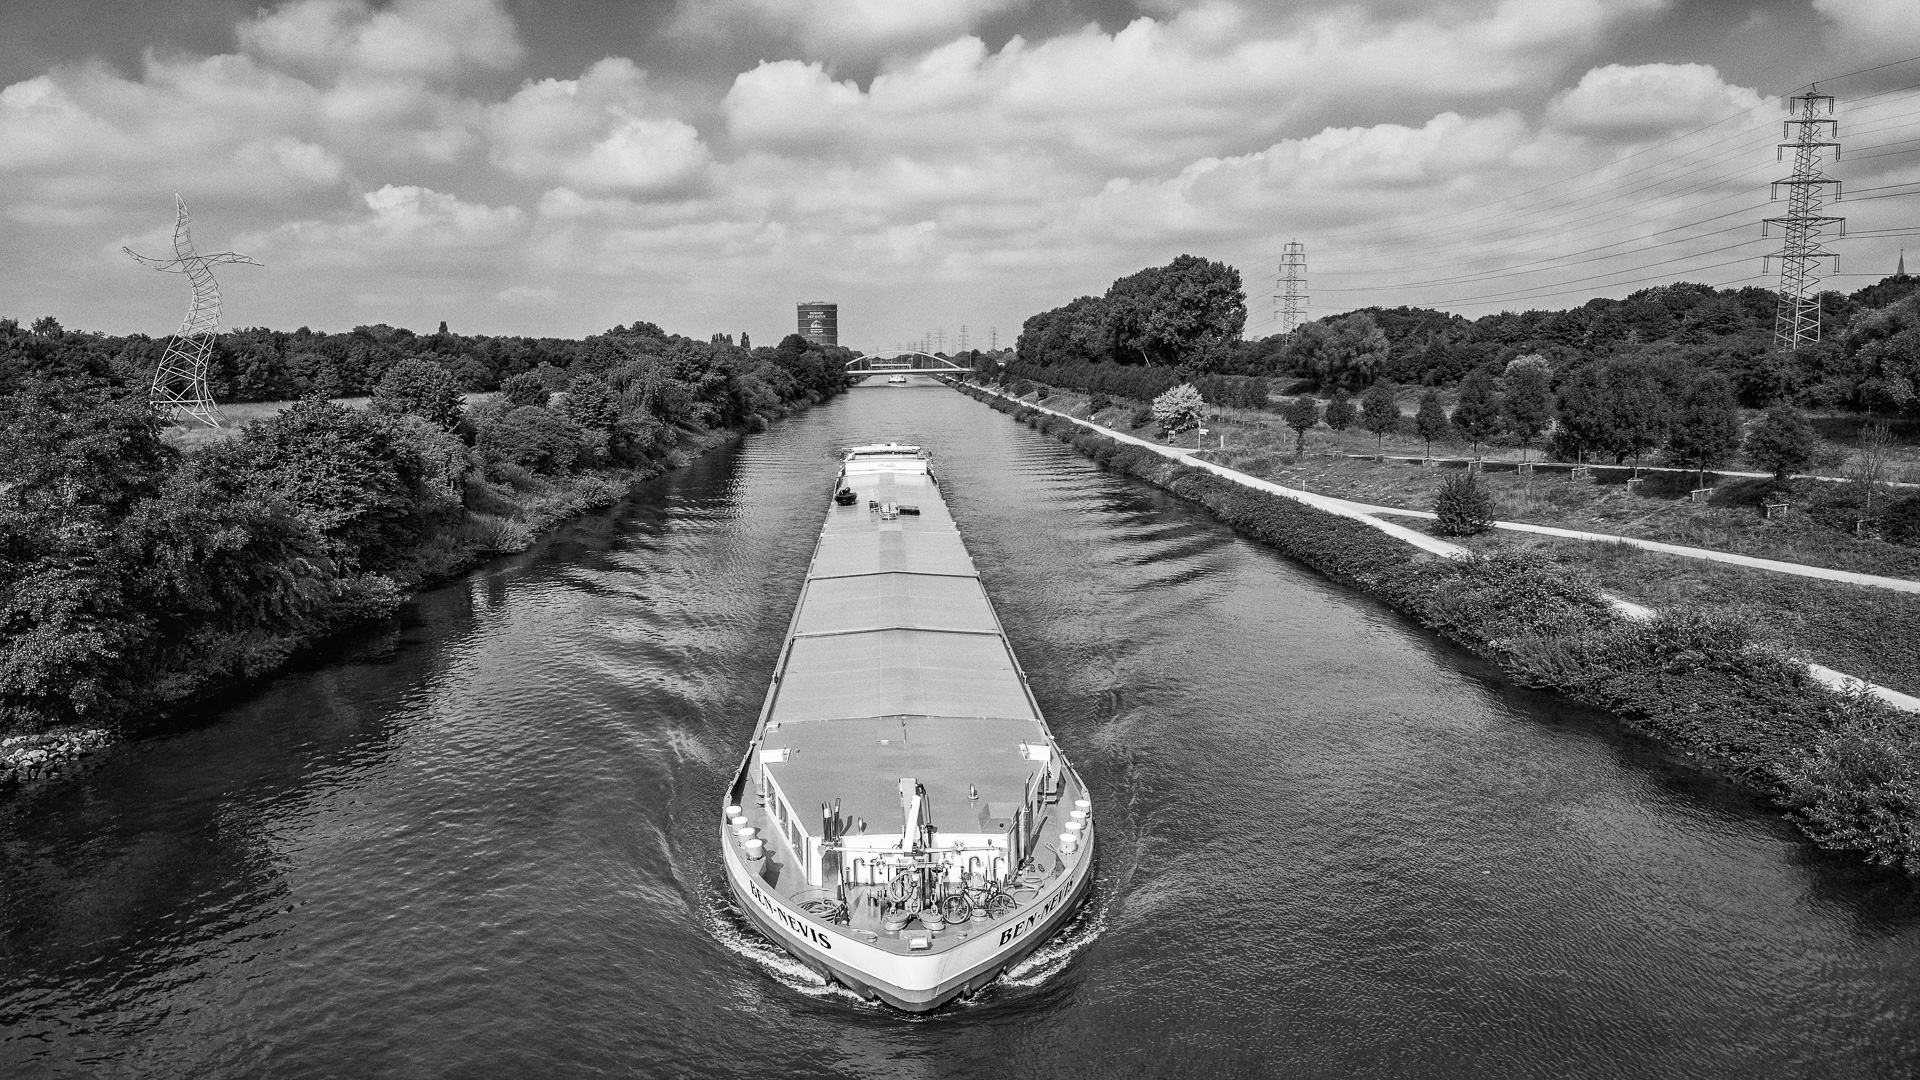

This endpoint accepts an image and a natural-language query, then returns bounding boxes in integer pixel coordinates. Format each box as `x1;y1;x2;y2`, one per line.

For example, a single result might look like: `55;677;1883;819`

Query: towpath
961;384;1920;712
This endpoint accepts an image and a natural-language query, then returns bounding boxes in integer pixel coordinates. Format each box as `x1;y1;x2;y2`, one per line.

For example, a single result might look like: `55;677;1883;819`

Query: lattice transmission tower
125;196;260;427
1277;240;1308;336
1763;88;1845;350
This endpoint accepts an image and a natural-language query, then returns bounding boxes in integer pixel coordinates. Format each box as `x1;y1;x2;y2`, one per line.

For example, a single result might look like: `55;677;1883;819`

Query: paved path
1348;506;1920;594
1347;453;1919;490
964;384;1920;712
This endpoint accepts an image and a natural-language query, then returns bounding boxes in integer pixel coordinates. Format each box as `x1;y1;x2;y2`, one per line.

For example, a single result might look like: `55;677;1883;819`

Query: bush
372;358;463;429
1433;474;1494;535
501;371;552;408
478;405;587;476
1089;393;1112;413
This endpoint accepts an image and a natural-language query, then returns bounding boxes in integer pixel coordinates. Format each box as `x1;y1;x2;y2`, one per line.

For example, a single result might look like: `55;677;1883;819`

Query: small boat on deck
720;443;1095;1011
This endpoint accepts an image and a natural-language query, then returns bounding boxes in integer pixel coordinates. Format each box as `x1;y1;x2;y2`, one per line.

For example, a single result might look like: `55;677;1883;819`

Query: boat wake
702;889;876;1007
999;895;1107;990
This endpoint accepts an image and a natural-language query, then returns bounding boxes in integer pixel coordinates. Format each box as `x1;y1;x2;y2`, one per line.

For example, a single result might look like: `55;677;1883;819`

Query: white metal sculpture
124;196;260;427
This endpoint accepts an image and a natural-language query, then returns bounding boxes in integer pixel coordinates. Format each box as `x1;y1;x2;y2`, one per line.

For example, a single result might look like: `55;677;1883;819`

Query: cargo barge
720;443;1094;1011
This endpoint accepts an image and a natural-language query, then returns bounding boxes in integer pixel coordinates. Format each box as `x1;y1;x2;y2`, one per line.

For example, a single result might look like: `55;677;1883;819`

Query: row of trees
1153;351;1817;486
0;324;849;735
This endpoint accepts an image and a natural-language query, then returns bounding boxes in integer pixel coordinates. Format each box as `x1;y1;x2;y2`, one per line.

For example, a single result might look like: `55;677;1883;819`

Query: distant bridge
845;350;971;376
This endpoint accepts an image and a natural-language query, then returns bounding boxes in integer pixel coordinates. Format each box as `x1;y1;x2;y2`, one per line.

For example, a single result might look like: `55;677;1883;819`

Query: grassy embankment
1007;381;1920;700
952;379;1920;877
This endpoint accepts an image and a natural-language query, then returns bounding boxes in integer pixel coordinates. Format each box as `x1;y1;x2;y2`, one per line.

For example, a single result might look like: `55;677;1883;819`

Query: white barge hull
719;443;1095;1012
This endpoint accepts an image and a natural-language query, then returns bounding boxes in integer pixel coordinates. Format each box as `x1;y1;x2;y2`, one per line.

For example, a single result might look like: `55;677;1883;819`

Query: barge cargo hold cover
720;443;1094;1011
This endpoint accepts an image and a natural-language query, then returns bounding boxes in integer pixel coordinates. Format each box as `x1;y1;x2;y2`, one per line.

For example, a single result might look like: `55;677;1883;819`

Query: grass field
1455;533;1920;699
1005;382;1920;581
163;393;496;449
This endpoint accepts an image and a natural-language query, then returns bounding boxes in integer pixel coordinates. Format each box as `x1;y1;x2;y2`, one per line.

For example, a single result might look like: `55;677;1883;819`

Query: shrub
1433;474;1494;535
1089;393;1112;413
1035;385;1050;400
501;371;551;408
478;405;586;476
372;357;463;429
1151;383;1205;436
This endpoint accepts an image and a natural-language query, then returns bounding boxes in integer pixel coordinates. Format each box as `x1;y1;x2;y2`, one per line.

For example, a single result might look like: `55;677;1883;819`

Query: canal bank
948;379;1920;878
0;415;764;799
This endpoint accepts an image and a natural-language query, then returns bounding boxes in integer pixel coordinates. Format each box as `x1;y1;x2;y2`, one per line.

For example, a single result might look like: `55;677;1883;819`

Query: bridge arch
845;350;970;376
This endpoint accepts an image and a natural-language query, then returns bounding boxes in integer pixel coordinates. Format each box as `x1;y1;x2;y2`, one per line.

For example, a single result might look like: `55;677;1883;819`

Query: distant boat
720;443;1095;1011
887;373;908;384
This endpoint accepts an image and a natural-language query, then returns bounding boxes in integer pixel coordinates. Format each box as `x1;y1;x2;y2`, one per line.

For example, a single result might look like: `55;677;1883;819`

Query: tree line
1013;259;1920;417
0;321;850;736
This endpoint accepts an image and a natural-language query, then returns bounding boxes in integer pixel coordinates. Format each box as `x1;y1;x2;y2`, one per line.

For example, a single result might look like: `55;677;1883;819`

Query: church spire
1900;249;1908;277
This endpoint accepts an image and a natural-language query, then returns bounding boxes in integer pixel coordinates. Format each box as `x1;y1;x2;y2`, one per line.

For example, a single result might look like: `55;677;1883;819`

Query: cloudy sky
3;0;1918;349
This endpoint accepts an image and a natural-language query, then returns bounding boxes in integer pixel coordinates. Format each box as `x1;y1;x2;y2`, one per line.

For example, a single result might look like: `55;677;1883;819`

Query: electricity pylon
1277;240;1308;336
125;195;260;427
1763;88;1845;350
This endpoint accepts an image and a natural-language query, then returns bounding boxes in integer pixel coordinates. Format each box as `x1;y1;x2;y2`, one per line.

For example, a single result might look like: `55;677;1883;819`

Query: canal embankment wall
949;379;1920;878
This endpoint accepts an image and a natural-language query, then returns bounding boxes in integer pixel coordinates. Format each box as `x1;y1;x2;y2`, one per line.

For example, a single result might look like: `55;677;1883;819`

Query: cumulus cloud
14;0;1831;341
723;0;1670;173
237;0;523;83
672;0;1028;65
1814;0;1920;62
1545;63;1766;138
487;59;710;196
241;185;525;266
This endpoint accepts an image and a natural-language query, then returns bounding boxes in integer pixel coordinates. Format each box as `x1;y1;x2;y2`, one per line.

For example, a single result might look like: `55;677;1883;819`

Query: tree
1359;381;1401;452
478;405;587;475
1554;357;1668;468
1415;388;1450;460
1433;474;1495;535
1450;368;1503;458
1665;371;1742;489
558;374;618;431
1281;396;1320;454
501;371;551;408
1744;404;1817;482
222;399;433;570
1501;355;1553;461
1104;255;1246;366
1308;313;1390;389
1150;382;1205;438
1323;389;1356;432
372;357;463;428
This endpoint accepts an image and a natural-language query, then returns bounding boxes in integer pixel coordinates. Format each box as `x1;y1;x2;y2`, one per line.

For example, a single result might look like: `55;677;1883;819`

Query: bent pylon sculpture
125;196;261;427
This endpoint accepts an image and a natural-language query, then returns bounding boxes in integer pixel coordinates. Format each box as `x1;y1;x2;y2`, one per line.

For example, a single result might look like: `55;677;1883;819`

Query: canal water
3;382;1917;1078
